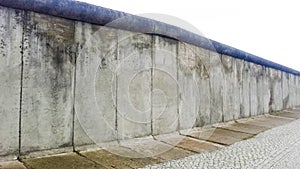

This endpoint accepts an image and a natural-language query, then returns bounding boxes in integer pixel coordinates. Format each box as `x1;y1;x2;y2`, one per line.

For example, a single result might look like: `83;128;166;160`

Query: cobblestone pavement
142;118;300;169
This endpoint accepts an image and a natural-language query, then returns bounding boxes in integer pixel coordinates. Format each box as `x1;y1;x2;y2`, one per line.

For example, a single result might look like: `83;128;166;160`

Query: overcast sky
78;0;299;71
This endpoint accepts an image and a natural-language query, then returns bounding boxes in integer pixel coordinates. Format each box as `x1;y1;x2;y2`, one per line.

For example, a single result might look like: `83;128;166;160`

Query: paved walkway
143;109;300;169
1;108;300;169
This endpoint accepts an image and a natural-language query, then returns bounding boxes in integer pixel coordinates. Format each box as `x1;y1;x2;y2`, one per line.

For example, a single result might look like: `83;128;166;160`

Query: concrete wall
1;5;300;160
0;6;23;159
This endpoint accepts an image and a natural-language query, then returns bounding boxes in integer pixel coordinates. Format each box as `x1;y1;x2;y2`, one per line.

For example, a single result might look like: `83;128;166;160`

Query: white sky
78;0;300;71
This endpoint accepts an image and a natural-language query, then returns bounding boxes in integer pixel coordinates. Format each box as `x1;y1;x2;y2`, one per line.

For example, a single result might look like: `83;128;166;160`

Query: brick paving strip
1;108;299;169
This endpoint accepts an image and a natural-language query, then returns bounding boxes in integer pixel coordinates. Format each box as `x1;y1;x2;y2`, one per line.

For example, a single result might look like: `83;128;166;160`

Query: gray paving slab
22;153;105;169
81;149;159;169
154;132;187;146
174;137;220;153
220;122;269;135
274;111;300;119
186;128;253;145
119;136;174;158
154;147;194;162
0;161;27;169
243;115;294;129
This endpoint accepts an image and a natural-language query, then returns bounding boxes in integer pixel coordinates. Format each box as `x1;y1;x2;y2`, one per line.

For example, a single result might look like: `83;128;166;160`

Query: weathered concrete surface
209;51;224;123
296;77;299;106
284;108;300;114
186;128;253;145
239;61;251;118
155;132;197;161
20;12;75;154
269;69;284;111
177;43;199;129
194;47;211;127
117;31;152;139
81;149;160;169
152;36;178;135
74;23;117;147
175;137;219;153
220;123;268;135
154;147;193;162
0;161;26;169
119;136;174;158
274;110;300;119
0;7;23;158
282;72;290;108
249;63;259;117
255;64;265;115
22;153;105;169
289;74;297;108
297;77;300;106
155;132;220;153
241;115;295;128
178;43;211;127
221;55;240;121
154;132;186;146
262;67;271;113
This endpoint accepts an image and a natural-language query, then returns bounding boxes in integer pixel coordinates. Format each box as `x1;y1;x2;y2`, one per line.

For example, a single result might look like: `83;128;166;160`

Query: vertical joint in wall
18;10;27;159
150;35;154;135
176;41;180;131
71;41;78;152
115;35;119;141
